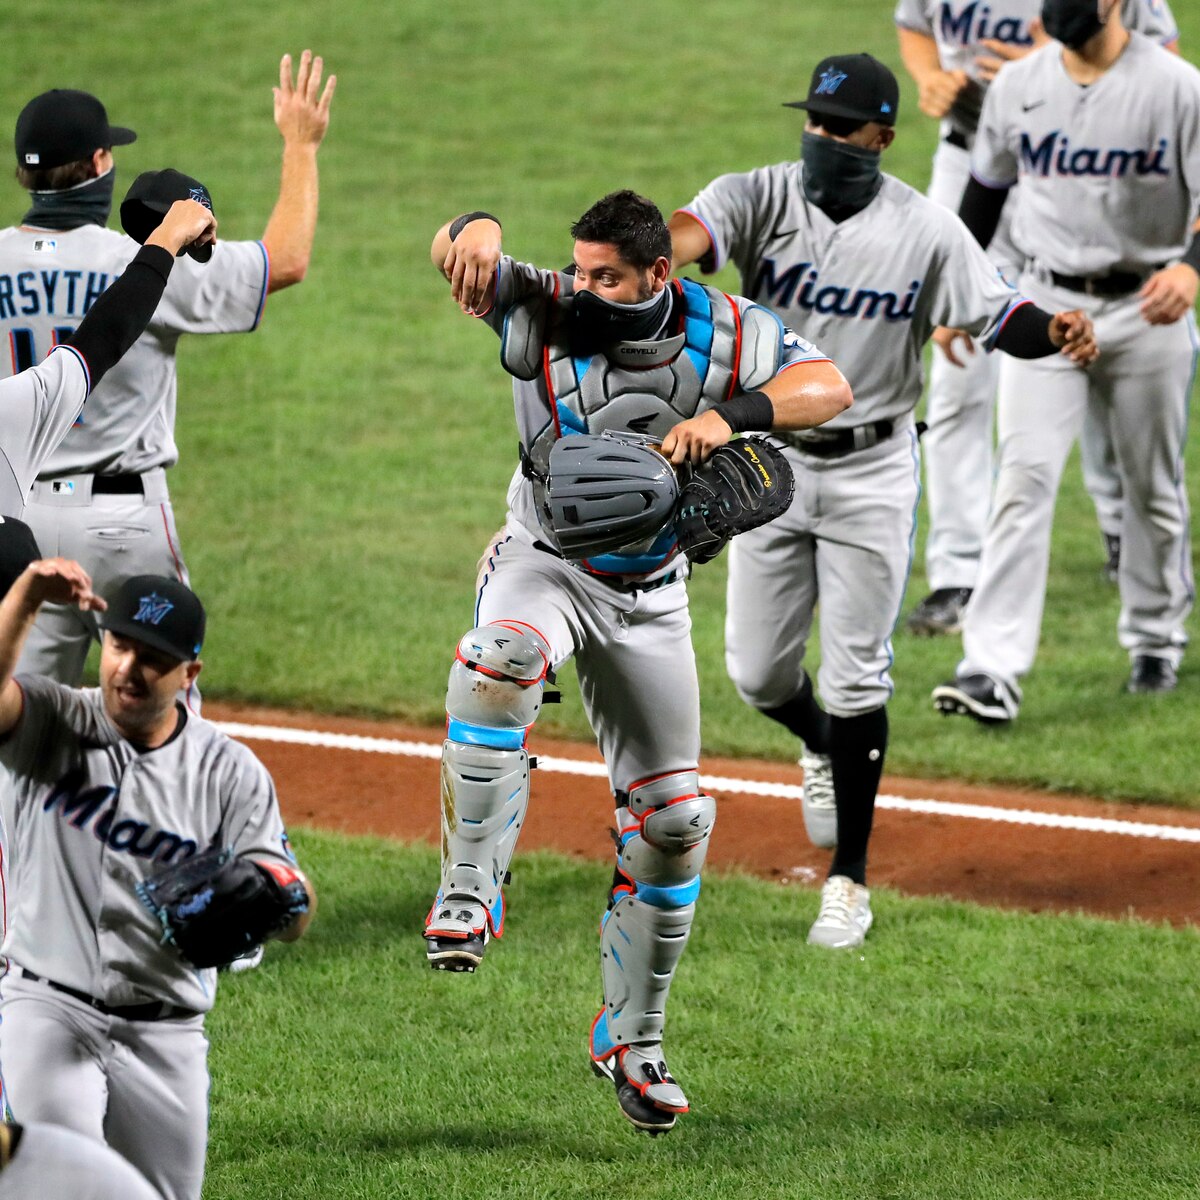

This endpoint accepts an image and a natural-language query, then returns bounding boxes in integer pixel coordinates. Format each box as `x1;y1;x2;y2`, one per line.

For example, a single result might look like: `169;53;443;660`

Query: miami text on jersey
1020;132;1170;177
753;259;921;320
939;2;1034;46
42;767;199;863
0;270;113;320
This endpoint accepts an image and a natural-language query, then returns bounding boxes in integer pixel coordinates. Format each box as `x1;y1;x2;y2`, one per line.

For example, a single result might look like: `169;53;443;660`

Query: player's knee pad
435;623;550;933
597;771;716;1048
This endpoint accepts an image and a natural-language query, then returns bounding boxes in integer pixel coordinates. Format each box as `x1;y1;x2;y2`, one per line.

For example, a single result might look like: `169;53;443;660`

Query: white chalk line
214;721;1200;846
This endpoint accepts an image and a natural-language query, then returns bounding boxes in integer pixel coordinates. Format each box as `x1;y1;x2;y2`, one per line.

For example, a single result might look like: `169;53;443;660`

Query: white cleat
799;749;837;849
807;874;873;950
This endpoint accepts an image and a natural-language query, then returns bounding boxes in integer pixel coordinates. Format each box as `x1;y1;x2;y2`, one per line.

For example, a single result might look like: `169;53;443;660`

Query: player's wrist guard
717;390;775;433
450;211;501;241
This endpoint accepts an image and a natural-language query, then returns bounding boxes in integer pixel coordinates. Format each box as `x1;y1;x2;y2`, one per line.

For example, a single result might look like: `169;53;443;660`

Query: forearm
762;361;853;430
668;211;714;274
262;143;320;292
896;25;944;85
274;876;317;942
0;576;42;710
958;176;1009;249
65;245;173;388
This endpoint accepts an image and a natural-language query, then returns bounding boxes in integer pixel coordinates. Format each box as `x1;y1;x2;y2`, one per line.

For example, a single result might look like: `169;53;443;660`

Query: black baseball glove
674;438;795;564
136;848;309;969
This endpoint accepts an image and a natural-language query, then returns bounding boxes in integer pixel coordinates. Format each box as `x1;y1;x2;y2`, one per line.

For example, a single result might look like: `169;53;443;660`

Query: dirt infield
208;701;1200;928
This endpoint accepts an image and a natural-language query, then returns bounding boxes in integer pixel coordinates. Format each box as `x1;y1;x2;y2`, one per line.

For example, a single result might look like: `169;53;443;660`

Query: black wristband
1182;231;1200;275
992;302;1058;359
449;211;501;241
717;390;775;433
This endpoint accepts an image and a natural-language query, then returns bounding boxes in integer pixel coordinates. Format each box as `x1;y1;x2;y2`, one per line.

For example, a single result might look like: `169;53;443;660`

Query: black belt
532;540;685;592
1048;267;1159;298
790;419;895;459
91;473;145;495
19;968;198;1022
944;128;970;151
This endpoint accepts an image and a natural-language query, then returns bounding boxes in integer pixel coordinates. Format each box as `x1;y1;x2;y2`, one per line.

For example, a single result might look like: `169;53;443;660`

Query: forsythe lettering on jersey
0;268;112;320
1020;132;1170;178
753;258;922;321
42;767;198;863
940;2;1035;46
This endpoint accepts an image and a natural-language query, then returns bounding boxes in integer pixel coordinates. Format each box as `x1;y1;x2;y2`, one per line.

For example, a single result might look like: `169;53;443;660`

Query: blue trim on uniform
982;296;1030;352
250;240;270;331
556;401;587;434
635;875;701;909
446;718;526;749
474;535;512;626
584;527;679;576
50;343;91;395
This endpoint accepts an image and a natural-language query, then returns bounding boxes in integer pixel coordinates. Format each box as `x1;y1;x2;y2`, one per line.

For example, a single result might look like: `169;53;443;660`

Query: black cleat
1126;655;1177;694
590;1043;687;1136
932;672;1019;724
424;899;490;972
906;587;973;636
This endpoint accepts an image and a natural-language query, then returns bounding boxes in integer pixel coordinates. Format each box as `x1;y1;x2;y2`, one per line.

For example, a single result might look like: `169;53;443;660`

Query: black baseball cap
0;517;41;600
15;89;136;170
102;576;206;662
785;54;900;127
120;169;215;262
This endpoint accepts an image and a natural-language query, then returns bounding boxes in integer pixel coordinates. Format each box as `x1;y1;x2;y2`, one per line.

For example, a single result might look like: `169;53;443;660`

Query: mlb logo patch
32;239;57;253
24;153;39;165
51;480;75;495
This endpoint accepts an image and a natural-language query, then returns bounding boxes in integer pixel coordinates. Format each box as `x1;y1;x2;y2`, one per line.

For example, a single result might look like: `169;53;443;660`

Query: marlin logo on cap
188;185;213;210
814;67;849;96
134;593;174;626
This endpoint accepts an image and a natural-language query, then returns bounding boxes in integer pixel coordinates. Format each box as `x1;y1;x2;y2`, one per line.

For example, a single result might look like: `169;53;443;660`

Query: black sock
760;674;831;754
828;706;889;886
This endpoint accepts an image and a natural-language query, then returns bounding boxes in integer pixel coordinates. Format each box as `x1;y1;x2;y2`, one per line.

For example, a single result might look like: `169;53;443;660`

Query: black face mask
23;166;116;231
801;131;883;219
571;285;671;352
1042;0;1106;49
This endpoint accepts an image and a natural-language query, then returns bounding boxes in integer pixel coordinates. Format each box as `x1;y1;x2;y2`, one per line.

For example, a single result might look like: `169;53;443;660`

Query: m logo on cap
134;593;174;626
188;186;212;210
814;67;849;96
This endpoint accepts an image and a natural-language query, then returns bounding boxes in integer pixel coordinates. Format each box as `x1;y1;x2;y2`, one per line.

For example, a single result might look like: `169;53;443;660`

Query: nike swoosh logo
1022;100;1047;112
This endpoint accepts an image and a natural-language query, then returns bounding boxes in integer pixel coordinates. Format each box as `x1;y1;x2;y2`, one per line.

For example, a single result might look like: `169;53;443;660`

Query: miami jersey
0;226;268;475
0;675;295;1013
679;166;1023;426
972;32;1200;275
894;0;1178;139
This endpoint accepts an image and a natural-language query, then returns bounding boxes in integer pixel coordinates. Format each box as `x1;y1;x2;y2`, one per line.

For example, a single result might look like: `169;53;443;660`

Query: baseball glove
135;848;309;969
674;437;795;564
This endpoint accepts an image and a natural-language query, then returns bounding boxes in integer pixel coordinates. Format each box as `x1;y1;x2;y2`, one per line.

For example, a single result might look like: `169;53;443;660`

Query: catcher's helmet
542;432;679;559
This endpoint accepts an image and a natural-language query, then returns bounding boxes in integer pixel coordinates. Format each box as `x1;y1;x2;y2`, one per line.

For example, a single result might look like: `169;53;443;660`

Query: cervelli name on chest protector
427;623;551;951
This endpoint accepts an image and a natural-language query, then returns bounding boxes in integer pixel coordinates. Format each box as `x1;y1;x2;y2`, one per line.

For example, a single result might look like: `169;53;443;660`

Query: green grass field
204;831;1200;1200
8;0;1197;802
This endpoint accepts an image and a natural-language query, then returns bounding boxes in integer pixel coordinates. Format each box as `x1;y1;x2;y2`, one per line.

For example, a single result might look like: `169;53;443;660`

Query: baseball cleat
424;898;490;972
932;672;1019;725
807;874;872;950
590;1012;687;1135
1126;654;1177;694
799;748;837;849
905;587;973;637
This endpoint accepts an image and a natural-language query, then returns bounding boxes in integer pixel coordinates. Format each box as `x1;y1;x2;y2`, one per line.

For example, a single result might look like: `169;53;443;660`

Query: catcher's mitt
675;438;795;564
136;848;309;969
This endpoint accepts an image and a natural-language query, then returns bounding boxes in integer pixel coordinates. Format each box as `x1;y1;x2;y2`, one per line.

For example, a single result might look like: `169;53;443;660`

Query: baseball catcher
137;847;311;969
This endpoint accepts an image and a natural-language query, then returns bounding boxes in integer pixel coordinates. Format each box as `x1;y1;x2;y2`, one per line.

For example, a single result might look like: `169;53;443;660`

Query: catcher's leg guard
590;770;715;1133
425;623;550;973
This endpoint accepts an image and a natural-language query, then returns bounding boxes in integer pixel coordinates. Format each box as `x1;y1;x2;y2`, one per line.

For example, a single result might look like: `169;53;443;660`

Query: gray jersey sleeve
479;255;562;335
970;66;1020;188
678;169;777;276
0;673;103;777
893;0;934;34
216;742;293;868
0;347;89;514
927;208;1025;346
1124;0;1179;43
151;239;269;335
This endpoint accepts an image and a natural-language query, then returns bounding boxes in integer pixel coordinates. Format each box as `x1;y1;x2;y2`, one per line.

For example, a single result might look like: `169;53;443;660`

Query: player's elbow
266;254;309;293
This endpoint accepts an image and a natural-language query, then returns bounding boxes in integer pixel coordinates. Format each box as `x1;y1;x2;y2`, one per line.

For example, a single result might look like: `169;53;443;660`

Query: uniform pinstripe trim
474;535;512;625
983;297;1031;351
777;355;832;372
250;241;270;330
49;343;91;395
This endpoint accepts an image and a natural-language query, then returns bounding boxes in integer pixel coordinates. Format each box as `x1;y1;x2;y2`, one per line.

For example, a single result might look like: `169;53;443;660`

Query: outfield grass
204;831;1200;1200
7;1;1199;802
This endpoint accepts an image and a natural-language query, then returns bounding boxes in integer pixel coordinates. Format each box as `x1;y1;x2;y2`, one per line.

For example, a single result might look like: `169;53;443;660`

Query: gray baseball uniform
0;226;268;687
958;31;1200;694
0;1122;163;1200
0;674;297;1200
679;166;1021;714
894;0;1179;592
